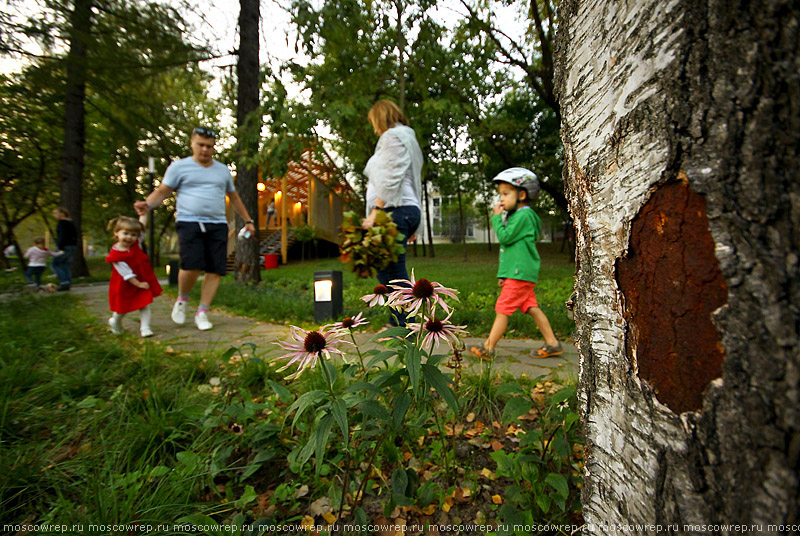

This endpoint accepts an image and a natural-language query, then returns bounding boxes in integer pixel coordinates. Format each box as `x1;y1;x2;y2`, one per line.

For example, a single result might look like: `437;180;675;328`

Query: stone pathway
71;280;579;380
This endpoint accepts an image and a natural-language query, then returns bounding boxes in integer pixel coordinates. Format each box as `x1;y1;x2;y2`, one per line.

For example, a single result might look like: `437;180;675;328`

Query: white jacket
364;124;423;212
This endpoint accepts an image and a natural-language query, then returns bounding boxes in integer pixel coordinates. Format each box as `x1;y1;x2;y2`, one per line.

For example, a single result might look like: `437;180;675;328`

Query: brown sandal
533;343;563;358
469;343;496;360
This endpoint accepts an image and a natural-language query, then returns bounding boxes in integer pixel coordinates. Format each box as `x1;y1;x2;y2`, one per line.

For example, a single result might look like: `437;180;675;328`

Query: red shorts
495;278;539;315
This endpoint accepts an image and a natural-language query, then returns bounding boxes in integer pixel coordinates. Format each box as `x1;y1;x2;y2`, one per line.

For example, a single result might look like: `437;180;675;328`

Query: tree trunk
60;0;93;278
556;0;798;529
234;0;261;284
423;170;434;258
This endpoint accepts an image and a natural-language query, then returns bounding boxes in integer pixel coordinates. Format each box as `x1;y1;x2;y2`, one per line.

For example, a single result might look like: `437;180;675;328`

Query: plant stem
350;331;366;373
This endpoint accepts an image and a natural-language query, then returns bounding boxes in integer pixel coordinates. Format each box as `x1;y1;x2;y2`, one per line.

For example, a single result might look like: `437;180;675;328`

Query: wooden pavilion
233;148;354;265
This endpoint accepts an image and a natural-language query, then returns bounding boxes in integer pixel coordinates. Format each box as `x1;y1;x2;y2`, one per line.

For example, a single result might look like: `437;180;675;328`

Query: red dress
105;242;163;314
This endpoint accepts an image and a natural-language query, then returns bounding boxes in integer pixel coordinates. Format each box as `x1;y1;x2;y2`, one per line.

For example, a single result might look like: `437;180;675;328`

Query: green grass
1;284;583;532
189;242;576;340
0;255;112;292
0;294;222;527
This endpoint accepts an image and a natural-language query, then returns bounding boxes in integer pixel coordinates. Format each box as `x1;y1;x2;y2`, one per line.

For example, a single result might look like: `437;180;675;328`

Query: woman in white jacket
362;99;423;327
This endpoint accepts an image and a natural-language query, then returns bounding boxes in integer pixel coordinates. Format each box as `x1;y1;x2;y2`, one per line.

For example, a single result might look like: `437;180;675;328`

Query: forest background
0;0;563;280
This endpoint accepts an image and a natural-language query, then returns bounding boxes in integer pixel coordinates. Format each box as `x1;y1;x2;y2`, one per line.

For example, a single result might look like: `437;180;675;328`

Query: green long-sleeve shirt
491;206;542;283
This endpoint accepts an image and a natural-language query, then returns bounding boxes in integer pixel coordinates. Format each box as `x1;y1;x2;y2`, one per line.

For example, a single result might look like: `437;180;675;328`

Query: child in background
23;237;61;288
105;216;162;337
470;168;563;359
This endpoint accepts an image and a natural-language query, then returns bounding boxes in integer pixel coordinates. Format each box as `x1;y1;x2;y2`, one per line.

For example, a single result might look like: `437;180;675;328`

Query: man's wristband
245;220;254;225
370;205;383;212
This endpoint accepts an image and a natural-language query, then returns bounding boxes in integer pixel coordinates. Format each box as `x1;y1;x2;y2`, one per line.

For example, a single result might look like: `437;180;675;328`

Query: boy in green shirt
470;168;563;359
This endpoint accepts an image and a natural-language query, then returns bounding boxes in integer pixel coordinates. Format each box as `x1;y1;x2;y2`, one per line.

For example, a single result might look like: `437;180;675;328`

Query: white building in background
416;187;569;245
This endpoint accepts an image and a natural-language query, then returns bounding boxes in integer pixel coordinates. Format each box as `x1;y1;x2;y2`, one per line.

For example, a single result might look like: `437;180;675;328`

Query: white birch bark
555;0;799;531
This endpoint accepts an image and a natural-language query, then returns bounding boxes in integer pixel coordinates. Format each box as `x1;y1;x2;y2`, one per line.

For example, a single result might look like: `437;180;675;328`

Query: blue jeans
51;245;76;286
25;266;45;286
377;206;421;327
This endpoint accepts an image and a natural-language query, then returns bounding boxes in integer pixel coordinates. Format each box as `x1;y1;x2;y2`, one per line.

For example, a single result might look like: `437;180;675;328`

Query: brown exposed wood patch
617;180;728;413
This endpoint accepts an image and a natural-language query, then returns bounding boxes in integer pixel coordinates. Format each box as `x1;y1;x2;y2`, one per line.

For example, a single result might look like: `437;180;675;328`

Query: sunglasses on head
192;127;217;138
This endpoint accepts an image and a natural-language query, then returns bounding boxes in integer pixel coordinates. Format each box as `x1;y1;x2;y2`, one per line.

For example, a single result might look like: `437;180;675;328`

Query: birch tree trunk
555;0;799;531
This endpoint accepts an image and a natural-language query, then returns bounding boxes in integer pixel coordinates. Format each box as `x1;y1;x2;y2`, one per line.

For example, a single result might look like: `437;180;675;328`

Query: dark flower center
304;331;327;353
342;317;355;329
373;284;389;295
412;278;435;299
425;319;444;333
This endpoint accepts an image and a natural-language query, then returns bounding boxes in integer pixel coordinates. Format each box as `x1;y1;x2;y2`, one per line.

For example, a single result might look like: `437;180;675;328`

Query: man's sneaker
195;311;213;331
140;327;154;338
108;316;123;335
171;300;187;324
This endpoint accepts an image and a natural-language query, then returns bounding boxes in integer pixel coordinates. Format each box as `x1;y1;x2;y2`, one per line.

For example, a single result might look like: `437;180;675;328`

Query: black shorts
176;221;229;275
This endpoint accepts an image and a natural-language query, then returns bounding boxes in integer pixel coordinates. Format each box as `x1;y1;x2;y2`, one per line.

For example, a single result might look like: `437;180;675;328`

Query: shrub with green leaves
339;210;405;278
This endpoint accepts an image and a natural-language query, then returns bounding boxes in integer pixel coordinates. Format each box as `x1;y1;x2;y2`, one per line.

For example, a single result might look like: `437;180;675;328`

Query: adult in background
134;126;255;331
362;99;423;327
51;207;78;291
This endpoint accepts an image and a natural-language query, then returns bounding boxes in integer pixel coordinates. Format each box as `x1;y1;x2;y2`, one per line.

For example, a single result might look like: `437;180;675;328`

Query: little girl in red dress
105;216;162;337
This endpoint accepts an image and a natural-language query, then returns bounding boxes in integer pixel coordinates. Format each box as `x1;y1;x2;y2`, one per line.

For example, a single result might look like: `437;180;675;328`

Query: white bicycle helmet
492;167;540;201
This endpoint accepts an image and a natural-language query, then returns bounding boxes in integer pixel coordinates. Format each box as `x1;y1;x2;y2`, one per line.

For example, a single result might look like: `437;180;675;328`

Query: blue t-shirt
163;157;235;223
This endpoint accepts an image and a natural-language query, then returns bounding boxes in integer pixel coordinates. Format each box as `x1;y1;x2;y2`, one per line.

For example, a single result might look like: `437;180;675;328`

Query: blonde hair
108;216;144;235
367;99;408;135
54;206;70;218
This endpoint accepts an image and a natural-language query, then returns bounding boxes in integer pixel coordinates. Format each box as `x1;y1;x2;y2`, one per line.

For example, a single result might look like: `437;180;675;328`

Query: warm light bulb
314;280;332;302
257;182;266;192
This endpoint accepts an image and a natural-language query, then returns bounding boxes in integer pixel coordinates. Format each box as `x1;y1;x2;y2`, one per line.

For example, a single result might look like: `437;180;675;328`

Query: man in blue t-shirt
135;127;255;331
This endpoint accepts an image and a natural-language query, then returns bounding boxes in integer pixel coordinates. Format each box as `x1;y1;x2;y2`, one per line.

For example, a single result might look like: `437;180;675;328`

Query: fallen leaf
442;496;454;512
300;515;315;530
480;468;496;480
295;484;309;498
492;494;503;505
322;511;337;524
491;440;504;451
422;504;436;515
466;412;476;423
403;451;413;462
308;497;330;516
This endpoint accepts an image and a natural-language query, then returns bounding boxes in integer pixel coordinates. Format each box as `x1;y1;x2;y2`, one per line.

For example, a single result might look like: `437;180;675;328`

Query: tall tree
557;0;798;527
234;0;261;283
59;0;93;277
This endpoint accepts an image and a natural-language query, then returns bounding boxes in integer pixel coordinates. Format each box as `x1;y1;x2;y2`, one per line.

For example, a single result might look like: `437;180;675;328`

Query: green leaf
345;381;383;395
535;492;552;513
502;397;533;424
545;472;569;499
314;413;334;473
267;380;293;403
234;485;258;509
287;389;328;428
221;347;238;361
490;450;517;477
406;346;421;393
357;399;391;422
498;504;525;527
241;449;276;480
365;350;396;369
331;398;349;446
421;364;459;413
149;466;170;478
368;326;410;343
550;386;576;405
393;392;411;429
390;468;414;506
496;381;526;396
176;451;199;471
